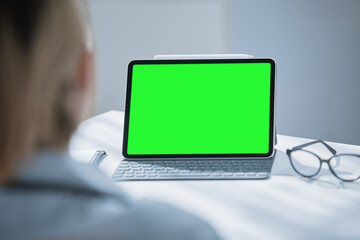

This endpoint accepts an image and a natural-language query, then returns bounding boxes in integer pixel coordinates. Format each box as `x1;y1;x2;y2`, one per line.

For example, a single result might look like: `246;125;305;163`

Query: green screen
127;62;272;155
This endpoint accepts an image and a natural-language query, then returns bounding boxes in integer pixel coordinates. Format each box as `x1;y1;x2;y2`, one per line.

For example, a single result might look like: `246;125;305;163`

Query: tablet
123;58;276;158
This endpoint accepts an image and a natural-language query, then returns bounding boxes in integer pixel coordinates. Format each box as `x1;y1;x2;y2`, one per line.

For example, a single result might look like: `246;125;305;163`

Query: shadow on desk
302;177;360;191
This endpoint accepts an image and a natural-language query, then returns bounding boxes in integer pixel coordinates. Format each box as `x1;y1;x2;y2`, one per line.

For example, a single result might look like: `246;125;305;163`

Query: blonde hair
0;0;89;185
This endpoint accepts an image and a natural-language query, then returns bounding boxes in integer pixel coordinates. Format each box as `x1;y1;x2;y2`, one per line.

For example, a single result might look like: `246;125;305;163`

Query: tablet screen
124;59;275;158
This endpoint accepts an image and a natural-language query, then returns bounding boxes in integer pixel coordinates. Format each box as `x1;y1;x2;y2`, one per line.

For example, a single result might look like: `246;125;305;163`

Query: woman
0;1;220;239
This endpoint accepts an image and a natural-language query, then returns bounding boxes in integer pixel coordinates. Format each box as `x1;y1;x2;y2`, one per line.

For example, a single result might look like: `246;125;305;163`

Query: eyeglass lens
290;150;321;176
329;155;360;181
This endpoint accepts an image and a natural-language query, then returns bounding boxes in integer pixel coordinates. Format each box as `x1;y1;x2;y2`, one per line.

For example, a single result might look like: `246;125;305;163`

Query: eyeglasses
286;140;360;182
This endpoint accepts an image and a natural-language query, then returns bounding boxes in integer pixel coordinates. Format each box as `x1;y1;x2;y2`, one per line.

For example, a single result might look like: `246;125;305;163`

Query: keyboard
111;158;274;181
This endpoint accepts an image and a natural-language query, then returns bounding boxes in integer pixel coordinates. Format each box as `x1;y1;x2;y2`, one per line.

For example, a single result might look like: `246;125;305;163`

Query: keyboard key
235;172;245;176
211;172;222;176
223;172;233;176
159;174;211;178
118;167;130;170
257;172;269;177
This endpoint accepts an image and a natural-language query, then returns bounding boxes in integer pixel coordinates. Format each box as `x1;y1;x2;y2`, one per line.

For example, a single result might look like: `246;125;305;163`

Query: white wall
231;0;360;144
89;0;230;113
89;0;360;144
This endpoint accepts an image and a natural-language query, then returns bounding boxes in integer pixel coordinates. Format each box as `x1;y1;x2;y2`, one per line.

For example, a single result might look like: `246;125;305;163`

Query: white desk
70;111;360;240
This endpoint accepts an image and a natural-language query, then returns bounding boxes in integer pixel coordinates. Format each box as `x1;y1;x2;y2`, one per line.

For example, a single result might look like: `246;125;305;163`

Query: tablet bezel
123;58;276;158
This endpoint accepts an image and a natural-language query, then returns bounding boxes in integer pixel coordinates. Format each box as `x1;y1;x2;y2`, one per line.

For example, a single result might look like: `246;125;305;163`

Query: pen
89;150;107;167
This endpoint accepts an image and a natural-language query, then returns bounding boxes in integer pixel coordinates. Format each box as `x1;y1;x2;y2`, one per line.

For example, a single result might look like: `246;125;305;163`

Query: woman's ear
76;47;94;90
70;48;96;122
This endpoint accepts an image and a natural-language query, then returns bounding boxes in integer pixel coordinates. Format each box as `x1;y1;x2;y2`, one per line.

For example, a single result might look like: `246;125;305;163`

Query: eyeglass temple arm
292;140;337;155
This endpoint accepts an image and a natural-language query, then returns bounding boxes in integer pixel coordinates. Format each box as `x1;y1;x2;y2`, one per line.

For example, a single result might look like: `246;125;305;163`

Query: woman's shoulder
0;151;131;239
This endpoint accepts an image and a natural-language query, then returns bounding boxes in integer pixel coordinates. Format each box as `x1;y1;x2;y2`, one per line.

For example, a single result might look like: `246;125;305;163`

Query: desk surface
70;110;360;240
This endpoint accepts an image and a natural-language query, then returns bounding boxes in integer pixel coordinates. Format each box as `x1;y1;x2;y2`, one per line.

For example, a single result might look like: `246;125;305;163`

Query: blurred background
89;0;360;145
